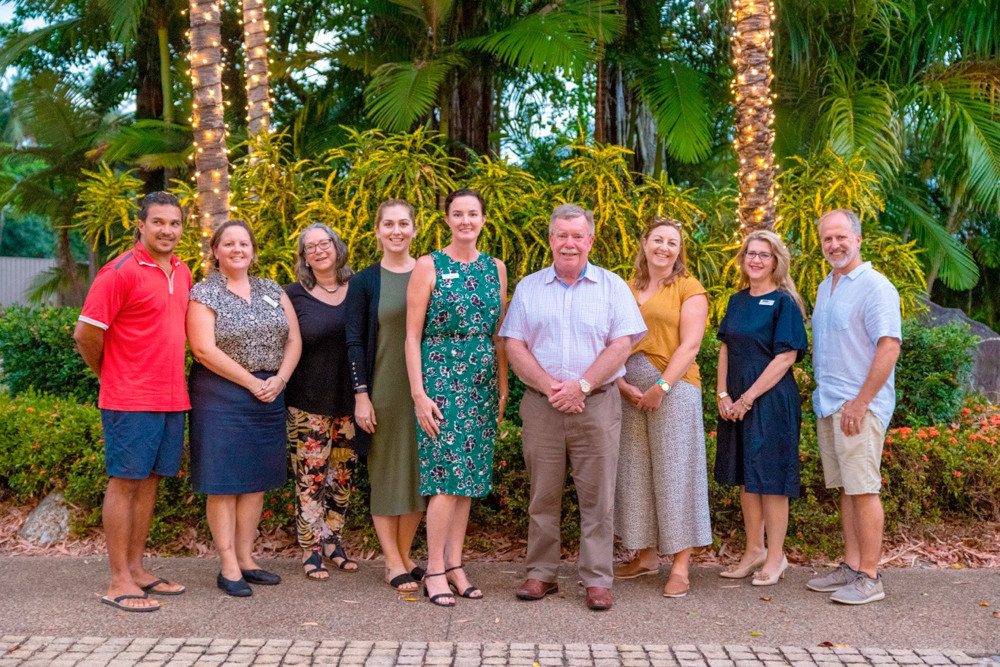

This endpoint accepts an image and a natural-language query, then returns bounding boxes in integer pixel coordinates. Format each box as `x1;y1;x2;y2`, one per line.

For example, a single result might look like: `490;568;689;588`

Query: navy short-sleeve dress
714;289;807;497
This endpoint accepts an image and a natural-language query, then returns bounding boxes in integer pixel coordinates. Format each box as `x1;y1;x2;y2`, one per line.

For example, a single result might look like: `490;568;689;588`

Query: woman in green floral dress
405;188;508;607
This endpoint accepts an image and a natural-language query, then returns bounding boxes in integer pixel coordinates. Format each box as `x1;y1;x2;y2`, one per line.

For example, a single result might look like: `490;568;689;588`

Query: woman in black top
284;223;358;580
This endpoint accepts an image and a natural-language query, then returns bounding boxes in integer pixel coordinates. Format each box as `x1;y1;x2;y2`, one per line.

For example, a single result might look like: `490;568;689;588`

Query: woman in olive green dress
346;199;425;594
405;189;508;607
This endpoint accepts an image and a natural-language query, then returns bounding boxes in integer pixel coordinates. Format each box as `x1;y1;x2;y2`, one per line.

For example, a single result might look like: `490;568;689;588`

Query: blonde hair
632;216;689;290
736;230;805;315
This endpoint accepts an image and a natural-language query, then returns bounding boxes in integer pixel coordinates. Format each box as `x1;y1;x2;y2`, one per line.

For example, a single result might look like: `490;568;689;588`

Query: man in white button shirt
499;204;646;611
806;208;901;605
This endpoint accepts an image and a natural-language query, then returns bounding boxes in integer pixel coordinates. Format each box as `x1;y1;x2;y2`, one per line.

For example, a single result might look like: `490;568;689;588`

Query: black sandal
410;565;425;582
386;571;418;592
303;549;328;580
423;572;456;607
445;565;482;599
325;543;358;572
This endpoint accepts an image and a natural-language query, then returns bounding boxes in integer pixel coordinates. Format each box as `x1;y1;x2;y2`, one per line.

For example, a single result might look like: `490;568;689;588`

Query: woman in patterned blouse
187;219;302;597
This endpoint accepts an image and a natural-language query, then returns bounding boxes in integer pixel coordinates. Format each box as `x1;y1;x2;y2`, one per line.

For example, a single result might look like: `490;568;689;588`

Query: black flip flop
140;578;186;596
101;593;161;612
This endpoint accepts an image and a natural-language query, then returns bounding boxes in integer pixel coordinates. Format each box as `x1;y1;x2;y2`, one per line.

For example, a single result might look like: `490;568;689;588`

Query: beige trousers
519;387;622;589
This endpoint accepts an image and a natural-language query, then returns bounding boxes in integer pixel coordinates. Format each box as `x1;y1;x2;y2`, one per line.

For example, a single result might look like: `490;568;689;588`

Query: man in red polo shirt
74;191;192;612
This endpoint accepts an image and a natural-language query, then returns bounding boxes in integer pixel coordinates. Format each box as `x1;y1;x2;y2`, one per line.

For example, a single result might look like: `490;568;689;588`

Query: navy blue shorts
101;410;185;479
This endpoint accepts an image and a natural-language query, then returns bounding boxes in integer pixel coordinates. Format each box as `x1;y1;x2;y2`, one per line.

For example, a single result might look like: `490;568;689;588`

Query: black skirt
189;363;287;495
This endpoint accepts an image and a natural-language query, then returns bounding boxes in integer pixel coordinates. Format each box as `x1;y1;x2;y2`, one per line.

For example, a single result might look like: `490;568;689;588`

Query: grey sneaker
830;572;885;605
806;562;858;592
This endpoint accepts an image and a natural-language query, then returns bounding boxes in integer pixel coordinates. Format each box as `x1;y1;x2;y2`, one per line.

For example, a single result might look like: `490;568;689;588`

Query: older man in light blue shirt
500;204;646;611
807;208;901;606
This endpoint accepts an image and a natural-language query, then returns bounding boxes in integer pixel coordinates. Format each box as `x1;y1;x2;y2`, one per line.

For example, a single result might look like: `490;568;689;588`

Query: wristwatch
579;378;592;395
717;391;729;401
656;379;672;394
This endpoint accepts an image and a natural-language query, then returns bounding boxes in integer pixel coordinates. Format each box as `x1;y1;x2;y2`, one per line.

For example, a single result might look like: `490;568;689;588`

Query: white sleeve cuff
78;315;109;330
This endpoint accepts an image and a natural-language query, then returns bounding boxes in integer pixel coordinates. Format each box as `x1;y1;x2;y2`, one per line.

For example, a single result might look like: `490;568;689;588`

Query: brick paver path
1;636;998;667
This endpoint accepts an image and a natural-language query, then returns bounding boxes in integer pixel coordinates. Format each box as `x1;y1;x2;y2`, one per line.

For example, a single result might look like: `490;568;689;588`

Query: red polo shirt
79;243;192;411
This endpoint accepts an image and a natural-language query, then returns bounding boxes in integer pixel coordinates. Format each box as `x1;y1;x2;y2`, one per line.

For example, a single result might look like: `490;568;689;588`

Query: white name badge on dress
441;272;460;280
262;295;279;308
759;299;775;306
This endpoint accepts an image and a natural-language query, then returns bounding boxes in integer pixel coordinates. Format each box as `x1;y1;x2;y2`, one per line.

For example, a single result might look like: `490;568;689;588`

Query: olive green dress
368;267;425;516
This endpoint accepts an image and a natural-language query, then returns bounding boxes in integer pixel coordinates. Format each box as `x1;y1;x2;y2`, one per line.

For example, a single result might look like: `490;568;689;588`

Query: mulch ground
2;498;998;569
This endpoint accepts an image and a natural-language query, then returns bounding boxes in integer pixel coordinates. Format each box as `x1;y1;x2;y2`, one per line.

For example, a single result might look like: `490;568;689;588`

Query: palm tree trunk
57;211;83;307
189;0;231;247
731;0;776;233
242;0;271;139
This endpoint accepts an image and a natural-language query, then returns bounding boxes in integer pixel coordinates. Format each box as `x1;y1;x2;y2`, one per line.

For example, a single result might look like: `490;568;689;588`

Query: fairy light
730;0;779;236
188;0;232;272
242;0;272;142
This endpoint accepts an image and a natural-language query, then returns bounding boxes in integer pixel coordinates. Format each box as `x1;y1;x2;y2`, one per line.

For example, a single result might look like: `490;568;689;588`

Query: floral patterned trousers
286;406;357;550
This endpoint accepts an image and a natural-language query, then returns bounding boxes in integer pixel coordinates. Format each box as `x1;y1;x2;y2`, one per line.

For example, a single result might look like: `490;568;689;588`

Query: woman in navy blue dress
714;230;807;587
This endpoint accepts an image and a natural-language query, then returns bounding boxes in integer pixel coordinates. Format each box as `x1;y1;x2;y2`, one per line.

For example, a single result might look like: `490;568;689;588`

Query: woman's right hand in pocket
355;394;377;434
414;393;443;440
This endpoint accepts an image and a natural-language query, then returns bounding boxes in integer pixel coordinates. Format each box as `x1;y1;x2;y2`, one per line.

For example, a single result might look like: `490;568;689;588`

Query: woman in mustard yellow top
613;216;712;598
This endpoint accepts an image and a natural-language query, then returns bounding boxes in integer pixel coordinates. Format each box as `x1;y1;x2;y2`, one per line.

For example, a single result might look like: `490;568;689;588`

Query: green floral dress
417;250;502;498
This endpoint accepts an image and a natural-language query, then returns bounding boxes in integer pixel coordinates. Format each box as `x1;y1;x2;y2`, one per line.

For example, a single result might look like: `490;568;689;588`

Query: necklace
315;280;340;294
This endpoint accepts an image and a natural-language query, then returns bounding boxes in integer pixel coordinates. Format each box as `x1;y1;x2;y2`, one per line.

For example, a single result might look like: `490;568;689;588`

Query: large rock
920;301;1000;402
19;491;71;547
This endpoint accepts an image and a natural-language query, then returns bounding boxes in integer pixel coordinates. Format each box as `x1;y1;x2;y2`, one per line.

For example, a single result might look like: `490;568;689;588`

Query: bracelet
717;391;728;402
739;396;752;410
275;373;288;385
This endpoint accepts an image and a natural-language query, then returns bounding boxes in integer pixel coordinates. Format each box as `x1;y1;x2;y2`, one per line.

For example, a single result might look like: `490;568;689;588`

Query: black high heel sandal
445;564;482;599
422;572;456;607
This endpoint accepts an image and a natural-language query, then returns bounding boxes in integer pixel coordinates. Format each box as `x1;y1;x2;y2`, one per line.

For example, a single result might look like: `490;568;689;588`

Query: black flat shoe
217;573;252;597
240;568;281;585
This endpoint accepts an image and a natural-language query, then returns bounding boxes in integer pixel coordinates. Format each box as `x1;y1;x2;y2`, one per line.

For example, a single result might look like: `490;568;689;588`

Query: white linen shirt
499;262;647;382
812;261;902;428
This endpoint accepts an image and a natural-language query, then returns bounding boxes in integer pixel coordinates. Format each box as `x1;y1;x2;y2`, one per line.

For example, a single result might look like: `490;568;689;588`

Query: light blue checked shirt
499;262;646;382
812;261;902;428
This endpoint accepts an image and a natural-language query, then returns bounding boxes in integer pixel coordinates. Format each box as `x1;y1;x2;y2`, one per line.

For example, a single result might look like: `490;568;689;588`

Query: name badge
441;272;460;280
759;299;775;306
262;295;279;308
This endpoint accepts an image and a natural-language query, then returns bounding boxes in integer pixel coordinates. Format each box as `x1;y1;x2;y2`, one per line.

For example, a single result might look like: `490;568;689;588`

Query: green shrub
894;320;977;426
0;306;99;402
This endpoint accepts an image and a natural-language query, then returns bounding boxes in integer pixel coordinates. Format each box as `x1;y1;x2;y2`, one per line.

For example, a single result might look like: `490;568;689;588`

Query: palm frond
0;19;81;70
817;64;902;178
889;192;979;290
455;0;622;75
364;56;461;132
96;119;192;165
99;0;148;46
635;59;712;164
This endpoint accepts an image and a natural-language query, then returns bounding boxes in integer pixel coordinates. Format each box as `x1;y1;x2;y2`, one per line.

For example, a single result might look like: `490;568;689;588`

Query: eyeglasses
304;239;334;255
745;251;773;260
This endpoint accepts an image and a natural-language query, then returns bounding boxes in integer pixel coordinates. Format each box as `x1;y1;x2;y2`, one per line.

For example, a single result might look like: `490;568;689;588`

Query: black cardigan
345;262;386;455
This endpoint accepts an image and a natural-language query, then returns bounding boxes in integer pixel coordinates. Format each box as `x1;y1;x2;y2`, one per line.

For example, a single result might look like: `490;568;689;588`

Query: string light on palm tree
241;0;272;140
186;0;231;273
730;0;779;236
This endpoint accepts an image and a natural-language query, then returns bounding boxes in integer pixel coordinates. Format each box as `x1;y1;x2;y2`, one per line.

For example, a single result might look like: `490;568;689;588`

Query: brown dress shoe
516;578;559;600
585;586;613;610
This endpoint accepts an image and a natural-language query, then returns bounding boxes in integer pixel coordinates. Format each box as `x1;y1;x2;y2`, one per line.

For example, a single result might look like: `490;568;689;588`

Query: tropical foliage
76;128;927;320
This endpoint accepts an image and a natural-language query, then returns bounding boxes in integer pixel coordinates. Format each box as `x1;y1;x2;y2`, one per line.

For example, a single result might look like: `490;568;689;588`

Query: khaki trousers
519;387;622;589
